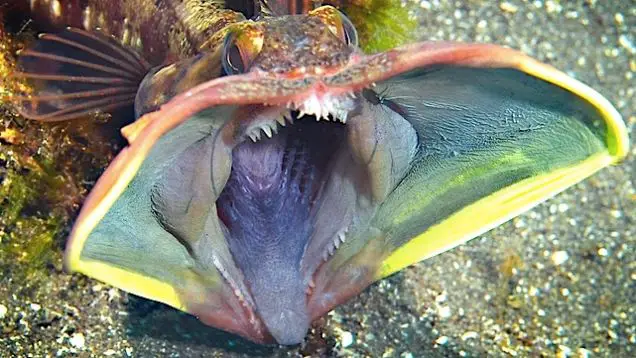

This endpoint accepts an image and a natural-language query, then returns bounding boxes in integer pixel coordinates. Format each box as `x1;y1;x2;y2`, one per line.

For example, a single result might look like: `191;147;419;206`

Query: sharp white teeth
234;289;244;302
244;94;354;144
322;227;350;262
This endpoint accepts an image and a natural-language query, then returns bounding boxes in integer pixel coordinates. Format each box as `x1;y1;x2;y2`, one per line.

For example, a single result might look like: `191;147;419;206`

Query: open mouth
217;111;352;270
106;85;417;344
140;88;420;344
210;98;377;344
47;26;628;344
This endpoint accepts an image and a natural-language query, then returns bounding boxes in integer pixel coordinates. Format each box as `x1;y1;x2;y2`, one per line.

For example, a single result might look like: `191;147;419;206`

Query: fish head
224;6;358;77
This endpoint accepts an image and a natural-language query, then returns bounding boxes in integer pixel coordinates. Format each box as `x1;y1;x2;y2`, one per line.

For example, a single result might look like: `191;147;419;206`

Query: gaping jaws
201;93;416;344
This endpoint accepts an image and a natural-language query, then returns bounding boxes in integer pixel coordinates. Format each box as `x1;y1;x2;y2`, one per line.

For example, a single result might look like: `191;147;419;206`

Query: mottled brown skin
21;1;356;66
260;0;353;16
239;16;354;73
14;1;358;120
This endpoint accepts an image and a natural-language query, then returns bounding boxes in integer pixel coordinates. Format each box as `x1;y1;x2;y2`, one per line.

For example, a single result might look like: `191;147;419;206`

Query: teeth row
246;112;294;142
245;102;351;143
212;254;265;334
287;92;355;125
323;227;349;261
212;255;245;305
296;109;349;124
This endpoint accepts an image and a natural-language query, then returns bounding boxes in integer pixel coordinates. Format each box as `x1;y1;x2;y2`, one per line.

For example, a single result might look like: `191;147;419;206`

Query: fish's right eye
309;5;359;48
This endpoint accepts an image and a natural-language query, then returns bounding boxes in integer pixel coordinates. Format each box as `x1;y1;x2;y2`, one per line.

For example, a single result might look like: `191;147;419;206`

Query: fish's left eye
223;34;245;75
310;6;359;47
222;26;264;75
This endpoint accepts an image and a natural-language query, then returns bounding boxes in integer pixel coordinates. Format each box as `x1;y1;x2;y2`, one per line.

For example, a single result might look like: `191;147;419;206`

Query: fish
5;0;629;345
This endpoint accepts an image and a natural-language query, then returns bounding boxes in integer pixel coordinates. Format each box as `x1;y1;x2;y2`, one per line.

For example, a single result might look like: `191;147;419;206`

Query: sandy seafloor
0;0;634;357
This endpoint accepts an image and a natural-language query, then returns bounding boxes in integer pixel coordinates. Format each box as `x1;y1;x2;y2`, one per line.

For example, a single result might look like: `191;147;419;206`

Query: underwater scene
0;0;633;357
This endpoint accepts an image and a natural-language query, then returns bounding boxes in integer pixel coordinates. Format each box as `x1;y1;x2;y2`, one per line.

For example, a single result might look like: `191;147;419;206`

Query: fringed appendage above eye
12;27;151;121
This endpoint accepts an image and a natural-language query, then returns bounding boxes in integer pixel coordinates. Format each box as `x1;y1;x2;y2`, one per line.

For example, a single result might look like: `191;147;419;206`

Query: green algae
2;215;64;278
0;111;119;282
0;24;121;281
0;121;64;280
343;0;418;53
0;28;67;281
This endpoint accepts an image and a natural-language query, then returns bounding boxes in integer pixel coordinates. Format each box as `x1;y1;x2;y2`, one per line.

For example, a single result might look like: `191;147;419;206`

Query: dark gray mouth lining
216;115;347;262
215;113;355;343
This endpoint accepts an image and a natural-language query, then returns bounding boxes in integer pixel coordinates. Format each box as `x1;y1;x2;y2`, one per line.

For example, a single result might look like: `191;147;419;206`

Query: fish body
5;0;630;345
25;0;244;63
12;1;358;119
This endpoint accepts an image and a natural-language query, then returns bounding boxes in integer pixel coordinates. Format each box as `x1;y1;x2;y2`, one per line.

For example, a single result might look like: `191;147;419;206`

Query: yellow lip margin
378;45;629;278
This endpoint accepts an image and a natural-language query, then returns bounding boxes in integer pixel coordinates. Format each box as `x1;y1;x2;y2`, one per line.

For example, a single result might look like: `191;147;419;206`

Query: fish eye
222;26;264;75
338;11;358;47
310;6;359;47
222;34;246;75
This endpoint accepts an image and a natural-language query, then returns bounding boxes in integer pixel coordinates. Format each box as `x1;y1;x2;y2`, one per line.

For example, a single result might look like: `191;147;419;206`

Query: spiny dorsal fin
12;28;150;121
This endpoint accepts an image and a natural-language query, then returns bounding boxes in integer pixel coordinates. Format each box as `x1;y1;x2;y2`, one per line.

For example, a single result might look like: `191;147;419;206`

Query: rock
340;331;354;348
69;333;85;349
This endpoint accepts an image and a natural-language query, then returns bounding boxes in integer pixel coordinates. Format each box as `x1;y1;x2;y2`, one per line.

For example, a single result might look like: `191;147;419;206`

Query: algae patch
0;25;120;283
342;0;418;53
